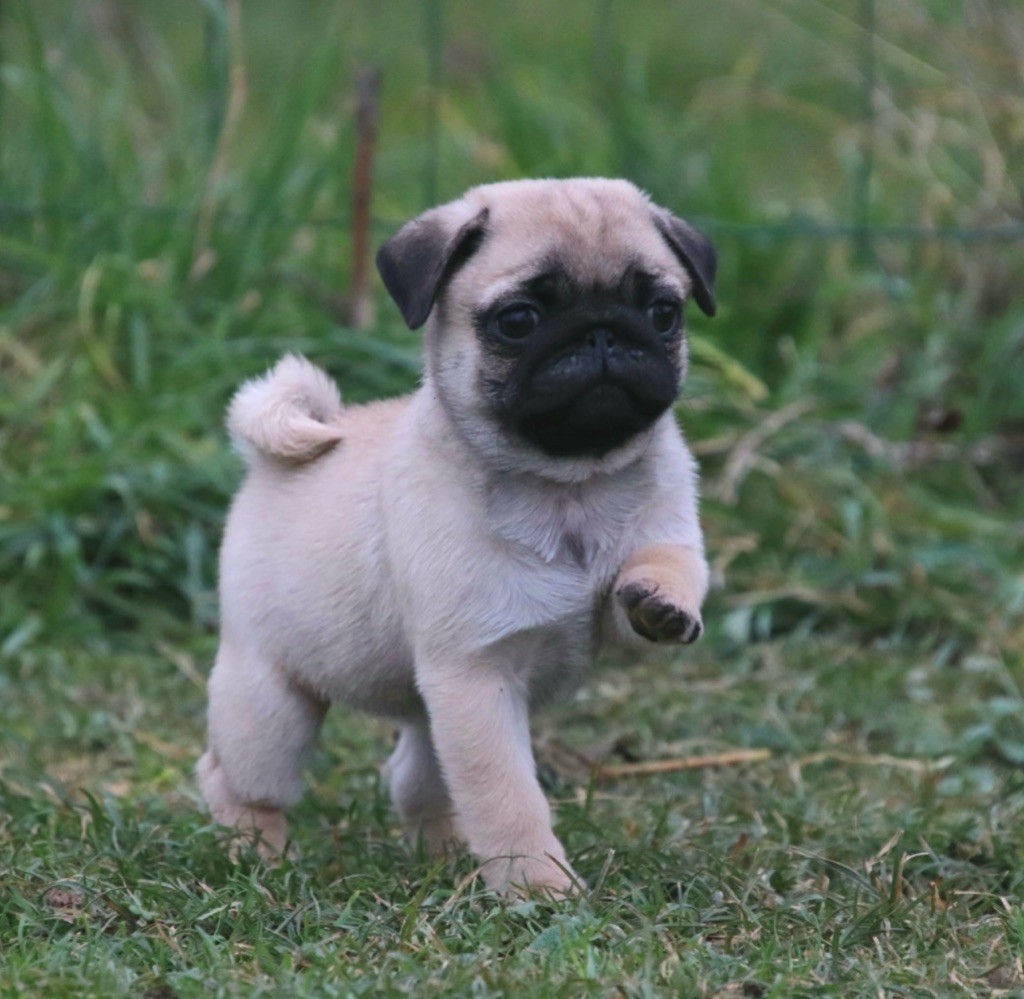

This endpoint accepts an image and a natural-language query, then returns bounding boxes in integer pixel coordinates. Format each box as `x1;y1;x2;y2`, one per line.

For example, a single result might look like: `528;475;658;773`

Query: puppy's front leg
610;543;709;647
417;654;579;898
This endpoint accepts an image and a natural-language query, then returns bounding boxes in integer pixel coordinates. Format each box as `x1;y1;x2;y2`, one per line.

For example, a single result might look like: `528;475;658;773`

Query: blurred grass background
2;1;1024;995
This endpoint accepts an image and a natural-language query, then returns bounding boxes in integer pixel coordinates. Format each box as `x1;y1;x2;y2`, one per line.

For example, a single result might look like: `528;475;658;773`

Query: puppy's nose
586;328;616;350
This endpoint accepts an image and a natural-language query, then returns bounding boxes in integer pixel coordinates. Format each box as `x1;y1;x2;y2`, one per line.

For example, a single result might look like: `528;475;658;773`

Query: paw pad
618;583;703;644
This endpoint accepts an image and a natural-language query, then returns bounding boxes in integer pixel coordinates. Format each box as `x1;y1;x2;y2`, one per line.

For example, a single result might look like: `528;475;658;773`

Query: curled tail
227;354;344;464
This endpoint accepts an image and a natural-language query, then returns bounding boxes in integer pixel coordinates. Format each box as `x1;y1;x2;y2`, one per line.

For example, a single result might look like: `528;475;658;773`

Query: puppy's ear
654;212;717;318
376;203;490;329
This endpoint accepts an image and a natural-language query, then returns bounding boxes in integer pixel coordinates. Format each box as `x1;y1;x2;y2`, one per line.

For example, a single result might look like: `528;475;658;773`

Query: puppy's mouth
498;325;679;458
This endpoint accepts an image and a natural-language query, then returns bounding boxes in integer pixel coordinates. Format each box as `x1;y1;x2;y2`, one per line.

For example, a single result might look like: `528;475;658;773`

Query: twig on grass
838;420;1003;470
794;750;955;774
724;583;870;614
157;641;206;690
596;748;772;780
714;400;813;504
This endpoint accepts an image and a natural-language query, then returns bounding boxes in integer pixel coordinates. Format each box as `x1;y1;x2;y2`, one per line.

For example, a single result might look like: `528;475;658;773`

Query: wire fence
3;200;1023;244
2;0;1022;250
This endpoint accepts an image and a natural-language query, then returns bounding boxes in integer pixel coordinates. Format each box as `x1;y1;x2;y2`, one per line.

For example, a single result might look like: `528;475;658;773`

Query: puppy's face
377;179;717;466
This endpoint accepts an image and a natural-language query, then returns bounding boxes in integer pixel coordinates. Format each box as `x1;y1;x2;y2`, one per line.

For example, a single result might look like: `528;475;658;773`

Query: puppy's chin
513;381;672;458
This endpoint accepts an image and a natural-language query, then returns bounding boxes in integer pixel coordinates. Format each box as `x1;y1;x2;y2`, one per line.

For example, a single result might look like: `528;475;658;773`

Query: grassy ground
2;1;1024;995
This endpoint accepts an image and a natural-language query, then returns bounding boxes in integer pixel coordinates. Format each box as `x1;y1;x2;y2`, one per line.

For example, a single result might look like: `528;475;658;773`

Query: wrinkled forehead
459;187;688;305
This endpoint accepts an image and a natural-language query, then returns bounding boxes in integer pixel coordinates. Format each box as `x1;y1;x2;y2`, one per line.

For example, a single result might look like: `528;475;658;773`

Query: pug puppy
197;178;716;897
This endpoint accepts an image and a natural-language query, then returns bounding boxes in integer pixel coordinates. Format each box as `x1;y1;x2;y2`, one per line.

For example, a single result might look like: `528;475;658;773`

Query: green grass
2;0;1024;995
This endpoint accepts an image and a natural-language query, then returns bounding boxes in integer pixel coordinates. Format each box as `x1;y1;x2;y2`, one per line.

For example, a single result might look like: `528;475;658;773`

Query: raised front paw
617;581;703;644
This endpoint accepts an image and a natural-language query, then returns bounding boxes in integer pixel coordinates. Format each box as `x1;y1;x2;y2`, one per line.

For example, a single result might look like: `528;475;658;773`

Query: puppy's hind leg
385;720;461;856
197;643;327;860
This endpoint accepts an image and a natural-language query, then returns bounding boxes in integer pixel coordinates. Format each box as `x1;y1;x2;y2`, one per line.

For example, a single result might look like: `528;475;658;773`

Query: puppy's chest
433;468;654;649
485;471;645;584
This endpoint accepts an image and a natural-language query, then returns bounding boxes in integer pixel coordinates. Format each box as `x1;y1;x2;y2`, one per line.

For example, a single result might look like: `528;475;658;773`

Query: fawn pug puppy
197;178;717;897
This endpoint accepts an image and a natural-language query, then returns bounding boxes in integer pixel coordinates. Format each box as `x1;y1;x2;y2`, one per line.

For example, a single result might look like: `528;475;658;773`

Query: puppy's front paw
483;854;586;900
617;582;703;644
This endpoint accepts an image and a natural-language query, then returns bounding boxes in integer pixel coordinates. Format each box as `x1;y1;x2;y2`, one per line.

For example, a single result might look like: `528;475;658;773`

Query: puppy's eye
495;305;541;341
649;300;681;336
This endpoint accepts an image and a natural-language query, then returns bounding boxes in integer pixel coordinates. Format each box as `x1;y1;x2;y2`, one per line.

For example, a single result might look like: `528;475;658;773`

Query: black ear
376;205;490;329
654;212;718;317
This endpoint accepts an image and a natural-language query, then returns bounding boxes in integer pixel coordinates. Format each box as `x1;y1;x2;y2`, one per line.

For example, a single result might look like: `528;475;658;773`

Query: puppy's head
377;179;716;469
